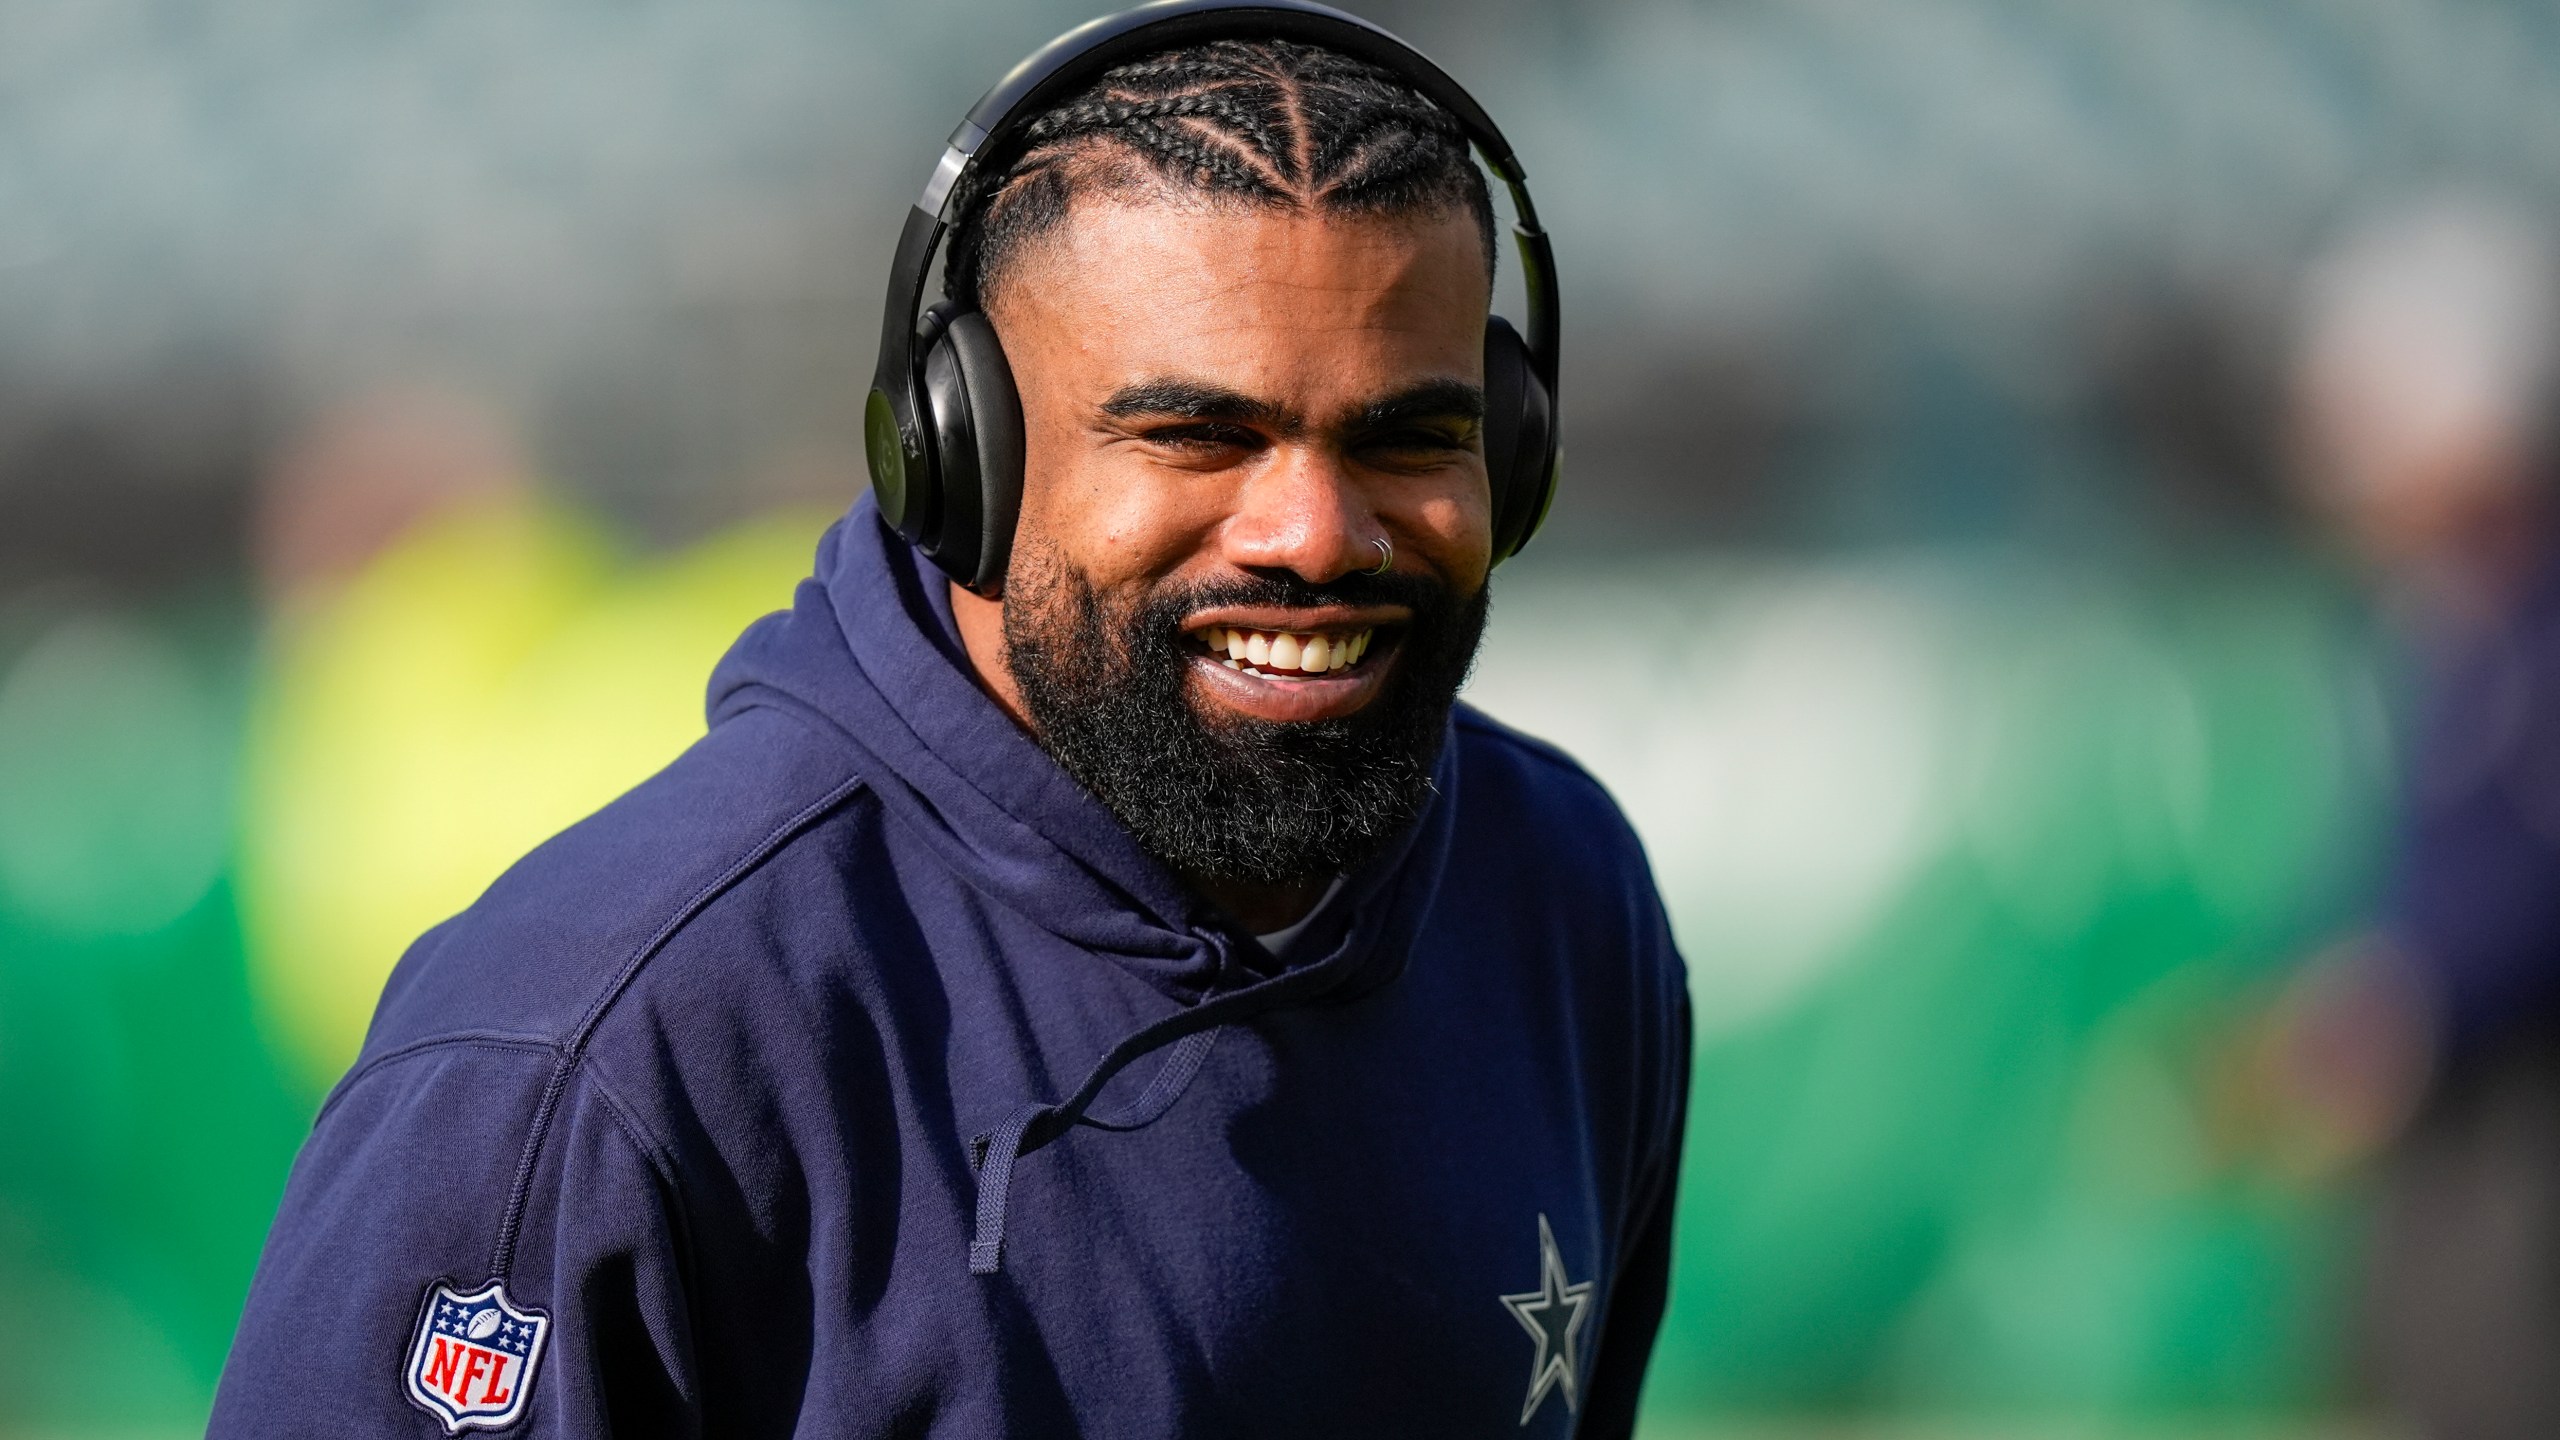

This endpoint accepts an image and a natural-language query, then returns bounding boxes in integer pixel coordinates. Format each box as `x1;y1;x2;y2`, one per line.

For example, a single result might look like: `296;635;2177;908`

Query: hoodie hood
710;502;1203;986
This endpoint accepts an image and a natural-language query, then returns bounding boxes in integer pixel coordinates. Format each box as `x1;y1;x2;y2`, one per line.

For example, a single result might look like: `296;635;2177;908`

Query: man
212;10;1689;1436
2285;195;2560;1440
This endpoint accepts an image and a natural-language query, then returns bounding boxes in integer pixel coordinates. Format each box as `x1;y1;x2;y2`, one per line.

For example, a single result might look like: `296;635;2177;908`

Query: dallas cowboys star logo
1499;1213;1596;1425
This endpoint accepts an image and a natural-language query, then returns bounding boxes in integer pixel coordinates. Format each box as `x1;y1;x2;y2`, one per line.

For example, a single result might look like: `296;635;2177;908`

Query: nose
1217;444;1379;583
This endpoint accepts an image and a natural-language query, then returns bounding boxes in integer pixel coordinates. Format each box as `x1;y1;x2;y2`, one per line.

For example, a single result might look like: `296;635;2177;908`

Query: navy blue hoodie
211;502;1690;1438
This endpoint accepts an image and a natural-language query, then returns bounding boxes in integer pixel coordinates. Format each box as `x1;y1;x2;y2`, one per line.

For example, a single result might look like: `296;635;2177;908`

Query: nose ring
1367;536;1394;576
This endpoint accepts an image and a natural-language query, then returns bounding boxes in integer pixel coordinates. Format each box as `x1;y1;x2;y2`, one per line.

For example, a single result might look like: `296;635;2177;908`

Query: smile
1196;625;1375;678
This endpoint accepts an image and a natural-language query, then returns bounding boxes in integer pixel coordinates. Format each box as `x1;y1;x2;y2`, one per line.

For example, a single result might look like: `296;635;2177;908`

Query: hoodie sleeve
1577;987;1691;1439
210;1040;699;1439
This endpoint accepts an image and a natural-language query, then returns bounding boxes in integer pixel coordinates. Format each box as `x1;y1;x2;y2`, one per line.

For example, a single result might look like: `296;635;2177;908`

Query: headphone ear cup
920;310;1025;594
1480;314;1556;562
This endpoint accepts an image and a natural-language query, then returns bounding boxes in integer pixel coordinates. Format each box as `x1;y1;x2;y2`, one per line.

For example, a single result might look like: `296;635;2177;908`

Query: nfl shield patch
403;1280;549;1433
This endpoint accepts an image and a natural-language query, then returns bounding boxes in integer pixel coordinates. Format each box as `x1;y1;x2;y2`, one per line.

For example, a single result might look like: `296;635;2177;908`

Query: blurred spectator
237;385;833;1093
2286;194;2560;1439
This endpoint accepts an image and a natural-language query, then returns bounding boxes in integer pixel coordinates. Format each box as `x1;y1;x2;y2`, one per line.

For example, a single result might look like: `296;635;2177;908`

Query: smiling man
212;6;1688;1437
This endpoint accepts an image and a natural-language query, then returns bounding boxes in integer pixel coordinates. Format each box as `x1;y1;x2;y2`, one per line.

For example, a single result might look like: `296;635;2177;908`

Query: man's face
977;195;1495;885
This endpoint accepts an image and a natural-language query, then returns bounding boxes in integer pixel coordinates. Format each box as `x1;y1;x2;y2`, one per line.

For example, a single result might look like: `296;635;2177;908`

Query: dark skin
951;193;1496;932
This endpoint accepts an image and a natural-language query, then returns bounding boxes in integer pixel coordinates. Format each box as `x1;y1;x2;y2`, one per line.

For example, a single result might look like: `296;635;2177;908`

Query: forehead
986;196;1492;398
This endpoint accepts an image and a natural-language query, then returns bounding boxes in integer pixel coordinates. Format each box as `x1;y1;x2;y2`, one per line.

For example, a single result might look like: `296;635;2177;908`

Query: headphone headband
865;0;1561;577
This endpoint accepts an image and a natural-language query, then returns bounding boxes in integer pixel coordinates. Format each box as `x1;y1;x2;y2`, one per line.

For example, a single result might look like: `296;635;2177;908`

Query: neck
950;580;1333;936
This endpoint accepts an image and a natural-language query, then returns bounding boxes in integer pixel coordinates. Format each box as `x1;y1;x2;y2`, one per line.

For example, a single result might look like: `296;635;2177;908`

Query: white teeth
1201;626;1378;676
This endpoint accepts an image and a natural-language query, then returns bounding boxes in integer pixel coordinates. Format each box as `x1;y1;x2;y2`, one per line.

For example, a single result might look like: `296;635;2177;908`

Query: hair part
947;38;1497;316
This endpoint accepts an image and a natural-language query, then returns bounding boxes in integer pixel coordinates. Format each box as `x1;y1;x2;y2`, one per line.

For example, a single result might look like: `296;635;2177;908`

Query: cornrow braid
945;37;1495;313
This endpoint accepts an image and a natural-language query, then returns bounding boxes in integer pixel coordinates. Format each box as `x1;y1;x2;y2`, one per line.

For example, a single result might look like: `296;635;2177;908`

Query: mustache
1146;567;1452;621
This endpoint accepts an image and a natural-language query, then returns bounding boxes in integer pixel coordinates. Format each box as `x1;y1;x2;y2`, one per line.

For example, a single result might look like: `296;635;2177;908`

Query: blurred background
9;0;2560;1435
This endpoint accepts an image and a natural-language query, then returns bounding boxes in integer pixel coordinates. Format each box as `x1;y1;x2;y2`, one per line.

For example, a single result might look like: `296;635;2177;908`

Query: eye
1357;423;1477;468
1141;422;1264;457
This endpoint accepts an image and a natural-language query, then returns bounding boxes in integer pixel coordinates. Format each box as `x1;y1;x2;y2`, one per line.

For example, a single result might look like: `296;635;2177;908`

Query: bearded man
213;6;1689;1435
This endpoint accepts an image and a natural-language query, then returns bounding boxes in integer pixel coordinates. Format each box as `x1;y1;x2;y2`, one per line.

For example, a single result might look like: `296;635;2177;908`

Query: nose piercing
1367;536;1393;576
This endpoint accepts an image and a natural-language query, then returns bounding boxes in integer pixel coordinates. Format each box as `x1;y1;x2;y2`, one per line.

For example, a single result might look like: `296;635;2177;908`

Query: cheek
1396;470;1496;587
1018;437;1224;587
1094;486;1224;582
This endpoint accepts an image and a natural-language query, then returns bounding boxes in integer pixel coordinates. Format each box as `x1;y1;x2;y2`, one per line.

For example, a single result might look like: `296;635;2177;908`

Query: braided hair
946;38;1496;313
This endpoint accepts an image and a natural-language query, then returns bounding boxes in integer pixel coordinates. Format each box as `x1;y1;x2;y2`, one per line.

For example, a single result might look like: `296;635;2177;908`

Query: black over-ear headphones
864;0;1562;594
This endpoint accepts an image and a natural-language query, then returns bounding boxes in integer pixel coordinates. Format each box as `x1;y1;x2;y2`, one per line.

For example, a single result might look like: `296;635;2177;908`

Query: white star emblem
1499;1213;1596;1425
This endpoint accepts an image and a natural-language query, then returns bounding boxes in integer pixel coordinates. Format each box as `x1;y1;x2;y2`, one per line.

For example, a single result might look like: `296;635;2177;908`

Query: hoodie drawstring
965;945;1370;1276
968;1025;1222;1274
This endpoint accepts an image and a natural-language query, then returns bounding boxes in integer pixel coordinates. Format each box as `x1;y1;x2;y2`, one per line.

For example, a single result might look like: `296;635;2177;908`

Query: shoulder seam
313;1033;562;1128
566;772;865;1054
486;771;865;1281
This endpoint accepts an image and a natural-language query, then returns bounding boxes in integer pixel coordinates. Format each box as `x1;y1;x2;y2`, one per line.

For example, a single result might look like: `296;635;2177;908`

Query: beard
1001;545;1489;888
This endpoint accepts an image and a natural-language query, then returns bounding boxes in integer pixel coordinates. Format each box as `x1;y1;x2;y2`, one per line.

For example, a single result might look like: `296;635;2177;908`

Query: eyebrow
1099;379;1294;431
1356;379;1485;429
1097;376;1486;433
